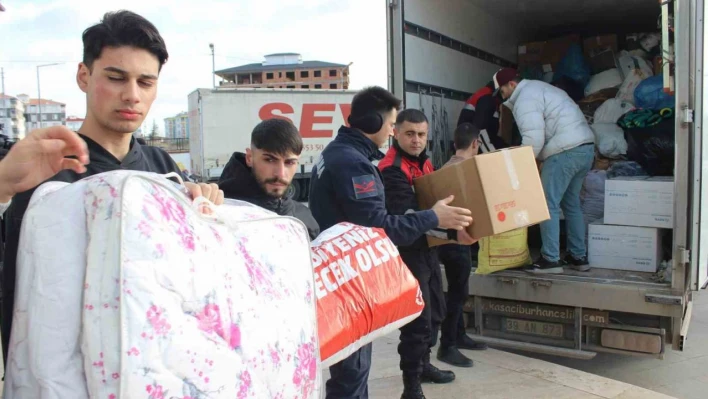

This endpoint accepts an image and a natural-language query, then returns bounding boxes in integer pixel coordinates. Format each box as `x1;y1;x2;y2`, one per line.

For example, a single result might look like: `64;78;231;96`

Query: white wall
404;36;503;95
169;152;191;173
400;0;525;167
404;0;522;63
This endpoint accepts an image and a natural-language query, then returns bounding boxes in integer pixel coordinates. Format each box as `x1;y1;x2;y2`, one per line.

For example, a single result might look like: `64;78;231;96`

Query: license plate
504;318;564;338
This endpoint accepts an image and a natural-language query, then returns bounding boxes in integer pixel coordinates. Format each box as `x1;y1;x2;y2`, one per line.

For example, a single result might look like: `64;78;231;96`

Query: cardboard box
518;41;545;66
588;220;662;273
541;34;581;68
518;34;581;71
584;35;618;74
604;177;674;229
413;146;550;246
583;35;619;58
653;56;663;76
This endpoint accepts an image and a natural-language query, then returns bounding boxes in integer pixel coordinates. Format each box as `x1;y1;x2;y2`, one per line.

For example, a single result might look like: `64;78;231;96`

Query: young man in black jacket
1;10;224;367
218;119;319;240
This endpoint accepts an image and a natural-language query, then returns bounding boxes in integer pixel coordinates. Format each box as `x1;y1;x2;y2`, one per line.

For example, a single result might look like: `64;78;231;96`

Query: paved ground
323;333;677;399
509;290;708;399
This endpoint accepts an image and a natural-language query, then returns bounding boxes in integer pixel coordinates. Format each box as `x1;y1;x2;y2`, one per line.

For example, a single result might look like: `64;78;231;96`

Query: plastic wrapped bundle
5;171;321;399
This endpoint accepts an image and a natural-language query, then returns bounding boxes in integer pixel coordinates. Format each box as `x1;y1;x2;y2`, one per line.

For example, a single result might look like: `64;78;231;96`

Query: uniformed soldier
309;86;475;399
378;109;480;399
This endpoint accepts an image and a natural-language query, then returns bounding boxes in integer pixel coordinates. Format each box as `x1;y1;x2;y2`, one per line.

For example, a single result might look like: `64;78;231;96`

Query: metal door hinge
389;0;399;8
678;247;690;264
682;106;694;124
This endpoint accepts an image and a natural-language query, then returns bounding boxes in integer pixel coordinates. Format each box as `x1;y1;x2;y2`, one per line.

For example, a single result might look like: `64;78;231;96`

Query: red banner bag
311;222;424;367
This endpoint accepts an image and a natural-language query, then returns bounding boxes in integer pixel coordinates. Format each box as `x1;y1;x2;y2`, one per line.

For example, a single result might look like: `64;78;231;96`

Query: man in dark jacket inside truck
457;82;508;153
218;118;320;240
309;86;475;399
1;10;225;369
378;109;480;399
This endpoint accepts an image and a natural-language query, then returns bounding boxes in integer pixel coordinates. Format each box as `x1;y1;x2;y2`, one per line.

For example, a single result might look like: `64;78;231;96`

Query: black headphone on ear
348;112;384;134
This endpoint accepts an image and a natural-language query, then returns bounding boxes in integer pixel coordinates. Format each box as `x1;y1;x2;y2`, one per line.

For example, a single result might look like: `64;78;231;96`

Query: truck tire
287;181;301;202
298;179;309;202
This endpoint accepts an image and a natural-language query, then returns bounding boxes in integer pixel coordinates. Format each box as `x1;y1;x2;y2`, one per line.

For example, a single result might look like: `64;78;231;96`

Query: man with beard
1;10;224;368
218;119;319;240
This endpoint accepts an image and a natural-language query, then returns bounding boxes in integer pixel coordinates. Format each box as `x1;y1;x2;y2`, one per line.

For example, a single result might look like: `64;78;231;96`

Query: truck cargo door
385;0;521;168
688;0;708;292
673;0;706;351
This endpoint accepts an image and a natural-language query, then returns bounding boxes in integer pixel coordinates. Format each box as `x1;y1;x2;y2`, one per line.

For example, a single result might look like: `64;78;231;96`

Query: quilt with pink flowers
5;171;320;399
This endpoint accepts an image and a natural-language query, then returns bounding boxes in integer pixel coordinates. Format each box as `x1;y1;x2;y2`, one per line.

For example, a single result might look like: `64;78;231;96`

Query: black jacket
457;94;508;153
1;134;182;365
218;152;320;240
308;126;438;247
379;144;441;273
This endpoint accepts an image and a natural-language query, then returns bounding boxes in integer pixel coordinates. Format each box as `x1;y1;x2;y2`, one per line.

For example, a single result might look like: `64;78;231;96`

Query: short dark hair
454;123;481;150
82;10;169;71
396;109;428;126
251;119;303;156
350;86;402;123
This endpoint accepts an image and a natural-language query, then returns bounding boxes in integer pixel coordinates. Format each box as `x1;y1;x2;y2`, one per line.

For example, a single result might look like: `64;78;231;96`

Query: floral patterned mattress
4;171;321;399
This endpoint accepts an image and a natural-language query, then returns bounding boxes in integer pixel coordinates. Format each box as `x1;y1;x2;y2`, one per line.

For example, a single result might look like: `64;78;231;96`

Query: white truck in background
188;88;359;201
387;0;707;359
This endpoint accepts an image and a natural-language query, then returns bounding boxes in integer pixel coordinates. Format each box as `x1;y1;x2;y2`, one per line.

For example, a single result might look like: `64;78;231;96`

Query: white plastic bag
591;123;628;159
585;69;623;97
617;69;651;104
594;99;635;124
617;51;653;79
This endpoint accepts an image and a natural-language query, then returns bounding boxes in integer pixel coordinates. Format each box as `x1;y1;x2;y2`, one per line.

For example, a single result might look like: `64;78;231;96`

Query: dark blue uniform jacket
308;126;438;246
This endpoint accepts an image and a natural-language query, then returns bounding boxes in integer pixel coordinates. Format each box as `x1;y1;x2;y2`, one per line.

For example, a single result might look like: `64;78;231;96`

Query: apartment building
215;53;350;90
66;116;84;131
164;111;190;139
0;94;27;140
17;94;67;131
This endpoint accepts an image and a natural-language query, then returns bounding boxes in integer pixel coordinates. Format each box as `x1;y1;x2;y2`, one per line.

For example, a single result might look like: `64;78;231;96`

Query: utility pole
1;68;4;137
209;43;216;89
36;63;62;129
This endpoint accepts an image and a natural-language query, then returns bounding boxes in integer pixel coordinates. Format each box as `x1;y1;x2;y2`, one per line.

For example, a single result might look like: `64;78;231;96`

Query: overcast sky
0;0;388;134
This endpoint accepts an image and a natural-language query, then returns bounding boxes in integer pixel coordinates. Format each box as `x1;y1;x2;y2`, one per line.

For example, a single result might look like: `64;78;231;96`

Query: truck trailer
188;88;361;201
387;0;707;358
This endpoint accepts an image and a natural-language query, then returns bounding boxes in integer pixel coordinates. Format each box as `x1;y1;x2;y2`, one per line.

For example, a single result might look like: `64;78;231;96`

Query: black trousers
438;244;474;349
325;343;372;399
398;250;445;375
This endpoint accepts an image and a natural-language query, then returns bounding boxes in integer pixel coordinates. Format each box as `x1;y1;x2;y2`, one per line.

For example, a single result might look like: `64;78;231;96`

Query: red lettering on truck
258;103;353;137
258;102;295;122
300;104;336;138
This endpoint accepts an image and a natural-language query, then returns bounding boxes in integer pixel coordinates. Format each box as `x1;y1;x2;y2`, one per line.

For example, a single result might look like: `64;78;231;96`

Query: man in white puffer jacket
493;68;595;274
